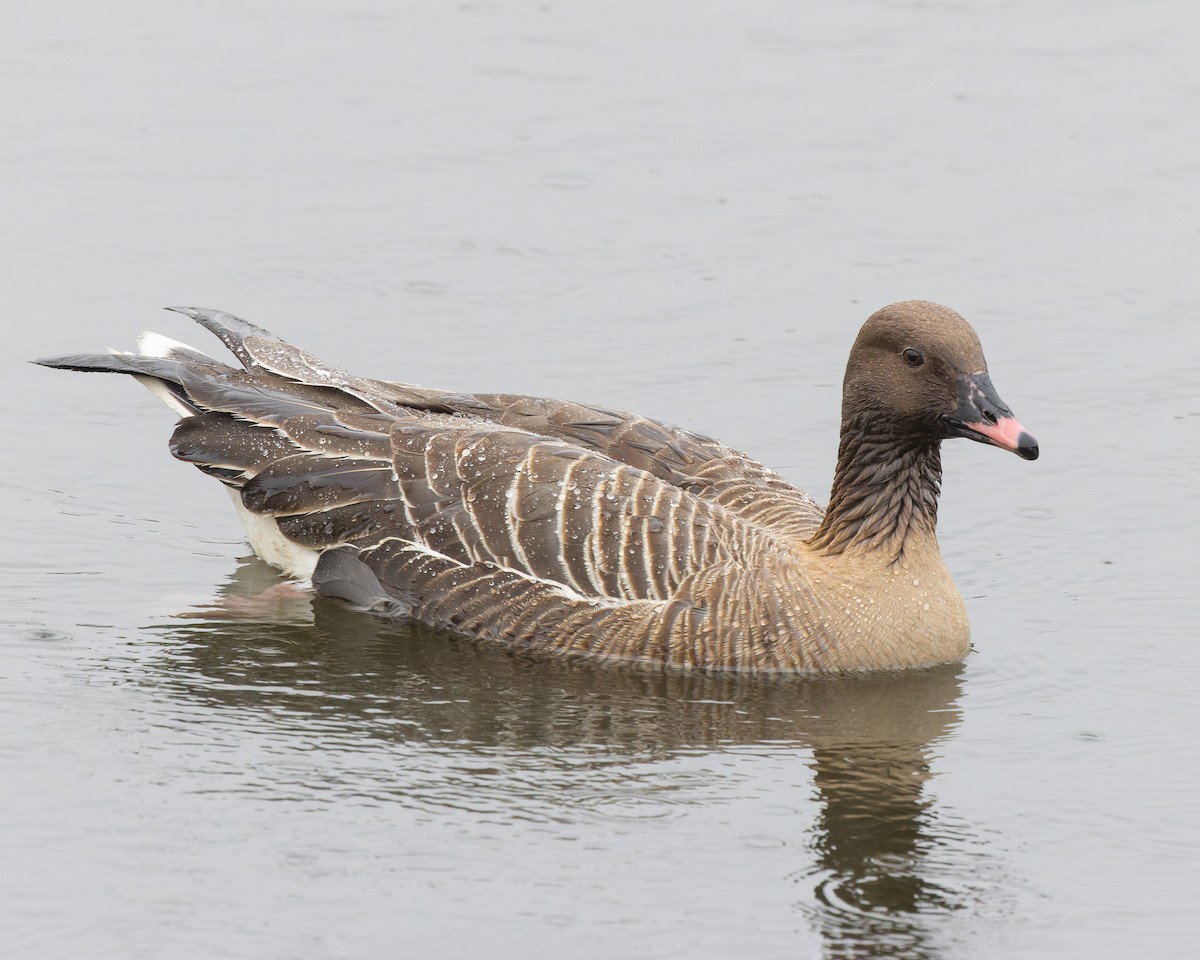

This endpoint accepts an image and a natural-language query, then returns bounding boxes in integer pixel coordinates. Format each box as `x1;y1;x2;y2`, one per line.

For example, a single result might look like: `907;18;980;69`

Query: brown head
841;300;1038;460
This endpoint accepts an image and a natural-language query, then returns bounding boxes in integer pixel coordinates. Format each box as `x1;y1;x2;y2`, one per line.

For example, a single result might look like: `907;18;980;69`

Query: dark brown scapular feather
170;414;301;483
241;459;400;516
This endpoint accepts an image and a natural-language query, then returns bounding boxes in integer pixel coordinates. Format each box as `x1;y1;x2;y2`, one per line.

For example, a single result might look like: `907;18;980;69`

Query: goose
36;301;1036;674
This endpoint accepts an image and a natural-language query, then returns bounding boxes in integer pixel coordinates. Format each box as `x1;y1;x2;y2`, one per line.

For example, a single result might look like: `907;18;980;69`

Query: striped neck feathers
810;416;943;562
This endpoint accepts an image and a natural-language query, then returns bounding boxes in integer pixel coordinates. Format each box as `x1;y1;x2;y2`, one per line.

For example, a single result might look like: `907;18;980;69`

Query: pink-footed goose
36;301;1036;674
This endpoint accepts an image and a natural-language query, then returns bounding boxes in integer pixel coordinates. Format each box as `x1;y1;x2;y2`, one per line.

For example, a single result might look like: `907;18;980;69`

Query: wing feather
39;309;827;670
371;388;825;539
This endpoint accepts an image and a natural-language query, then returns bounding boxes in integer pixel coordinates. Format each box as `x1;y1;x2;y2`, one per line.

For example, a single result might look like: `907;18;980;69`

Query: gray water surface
3;1;1199;958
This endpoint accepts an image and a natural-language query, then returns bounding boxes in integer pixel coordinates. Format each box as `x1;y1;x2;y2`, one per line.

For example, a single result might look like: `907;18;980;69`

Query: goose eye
902;348;925;367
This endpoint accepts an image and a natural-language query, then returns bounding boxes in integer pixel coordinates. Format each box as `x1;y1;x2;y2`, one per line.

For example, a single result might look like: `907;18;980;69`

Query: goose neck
810;419;943;562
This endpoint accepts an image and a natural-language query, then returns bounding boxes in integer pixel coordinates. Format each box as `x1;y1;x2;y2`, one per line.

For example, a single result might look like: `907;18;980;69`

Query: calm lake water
3;1;1198;957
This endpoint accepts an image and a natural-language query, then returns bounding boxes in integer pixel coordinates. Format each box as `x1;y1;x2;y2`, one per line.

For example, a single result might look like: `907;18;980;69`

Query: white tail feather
135;331;215;362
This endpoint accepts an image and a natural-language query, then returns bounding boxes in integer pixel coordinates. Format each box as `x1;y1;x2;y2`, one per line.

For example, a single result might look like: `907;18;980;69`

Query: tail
34;306;267;415
33;308;401;580
35;306;394;421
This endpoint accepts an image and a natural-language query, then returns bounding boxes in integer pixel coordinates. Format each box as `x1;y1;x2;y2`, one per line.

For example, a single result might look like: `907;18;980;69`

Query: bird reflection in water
149;557;996;958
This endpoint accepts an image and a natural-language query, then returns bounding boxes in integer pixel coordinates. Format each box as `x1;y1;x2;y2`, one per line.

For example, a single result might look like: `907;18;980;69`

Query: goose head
840;300;1038;461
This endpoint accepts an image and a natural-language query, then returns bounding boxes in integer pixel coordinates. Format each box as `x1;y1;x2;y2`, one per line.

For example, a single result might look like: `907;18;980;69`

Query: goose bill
946;372;1039;461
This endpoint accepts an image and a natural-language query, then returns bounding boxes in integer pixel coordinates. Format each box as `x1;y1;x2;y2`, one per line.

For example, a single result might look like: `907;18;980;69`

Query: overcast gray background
3;2;1198;958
